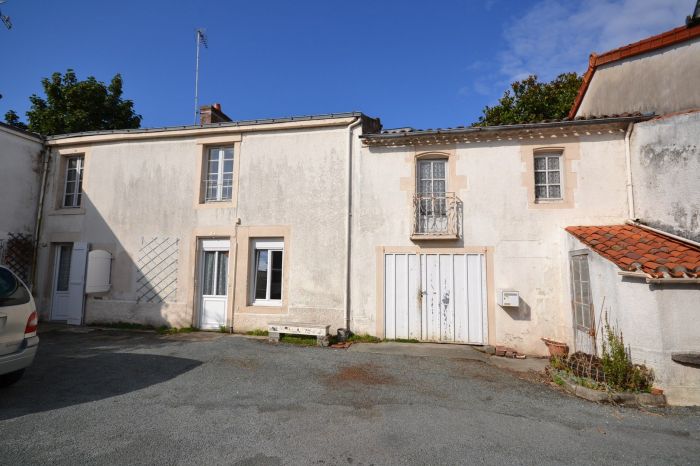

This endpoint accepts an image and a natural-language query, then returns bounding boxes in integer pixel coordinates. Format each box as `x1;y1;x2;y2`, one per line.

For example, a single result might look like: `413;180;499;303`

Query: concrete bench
268;323;331;346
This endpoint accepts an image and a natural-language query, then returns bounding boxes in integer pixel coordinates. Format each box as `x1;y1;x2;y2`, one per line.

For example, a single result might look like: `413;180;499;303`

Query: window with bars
63;156;84;208
534;153;562;200
417;159;447;216
251;239;283;305
570;253;593;330
204;147;234;202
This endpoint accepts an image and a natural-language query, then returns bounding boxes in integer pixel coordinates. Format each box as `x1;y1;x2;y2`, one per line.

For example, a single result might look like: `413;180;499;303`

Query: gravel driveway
1;328;699;465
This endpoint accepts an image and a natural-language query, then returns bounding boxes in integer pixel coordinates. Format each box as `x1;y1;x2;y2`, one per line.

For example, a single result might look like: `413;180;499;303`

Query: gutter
360;115;652;142
343;117;363;332
30;144;50;292
624;122;636;219
617;271;700;284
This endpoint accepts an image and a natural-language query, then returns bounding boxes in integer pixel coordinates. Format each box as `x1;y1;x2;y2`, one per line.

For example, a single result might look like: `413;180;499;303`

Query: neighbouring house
562;14;700;405
0;122;44;285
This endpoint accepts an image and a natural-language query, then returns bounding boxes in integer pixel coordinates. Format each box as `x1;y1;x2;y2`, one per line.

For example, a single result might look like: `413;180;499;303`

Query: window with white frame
204;147;234;202
534;153;562;200
251;239;283;305
63;156;84;208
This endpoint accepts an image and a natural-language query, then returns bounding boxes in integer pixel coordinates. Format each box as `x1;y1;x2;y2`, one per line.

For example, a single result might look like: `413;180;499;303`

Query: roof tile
565;224;700;279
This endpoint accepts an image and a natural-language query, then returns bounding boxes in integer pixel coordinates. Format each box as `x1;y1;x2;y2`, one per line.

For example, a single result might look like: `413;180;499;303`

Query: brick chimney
199;103;232;125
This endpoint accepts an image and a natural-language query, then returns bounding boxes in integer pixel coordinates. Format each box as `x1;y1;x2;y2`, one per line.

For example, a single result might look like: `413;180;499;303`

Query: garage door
384;253;487;344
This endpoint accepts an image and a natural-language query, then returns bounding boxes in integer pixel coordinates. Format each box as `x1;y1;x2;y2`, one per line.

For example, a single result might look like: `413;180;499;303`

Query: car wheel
0;369;25;387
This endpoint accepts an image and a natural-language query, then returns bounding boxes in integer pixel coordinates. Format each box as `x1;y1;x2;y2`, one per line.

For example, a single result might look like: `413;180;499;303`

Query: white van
0;266;39;387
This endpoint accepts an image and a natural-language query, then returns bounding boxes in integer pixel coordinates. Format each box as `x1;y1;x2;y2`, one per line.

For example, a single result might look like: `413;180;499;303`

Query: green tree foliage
473;73;583;127
4;69;141;135
3;109;28;130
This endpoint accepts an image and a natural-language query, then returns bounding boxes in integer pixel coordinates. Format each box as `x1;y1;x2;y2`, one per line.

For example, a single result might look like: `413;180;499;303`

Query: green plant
392;338;420;344
219;325;228;333
600;313;654;392
549;355;569;371
157;326;198;335
89;322;156;331
347;333;381;343
280;335;317;346
245;329;269;336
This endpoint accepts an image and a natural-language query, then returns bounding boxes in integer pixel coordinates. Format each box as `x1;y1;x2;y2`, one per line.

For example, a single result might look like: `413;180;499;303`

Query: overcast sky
0;0;693;130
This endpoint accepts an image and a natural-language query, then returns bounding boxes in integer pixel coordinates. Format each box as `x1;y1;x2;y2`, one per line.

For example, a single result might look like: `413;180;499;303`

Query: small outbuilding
565;223;700;405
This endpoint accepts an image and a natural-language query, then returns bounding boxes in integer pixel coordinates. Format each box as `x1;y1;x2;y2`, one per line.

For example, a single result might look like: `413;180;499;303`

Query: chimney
199;103;232;125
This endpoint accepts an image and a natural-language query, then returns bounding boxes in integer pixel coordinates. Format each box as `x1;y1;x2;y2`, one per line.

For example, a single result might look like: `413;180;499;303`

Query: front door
570;251;596;354
199;239;229;330
51;242;88;325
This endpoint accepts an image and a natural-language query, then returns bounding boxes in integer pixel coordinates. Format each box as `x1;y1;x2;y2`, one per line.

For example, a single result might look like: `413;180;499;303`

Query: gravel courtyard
1;328;699;465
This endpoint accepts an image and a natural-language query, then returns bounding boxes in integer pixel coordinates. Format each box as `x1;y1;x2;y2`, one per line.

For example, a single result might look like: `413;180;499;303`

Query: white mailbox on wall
85;249;112;294
497;289;520;307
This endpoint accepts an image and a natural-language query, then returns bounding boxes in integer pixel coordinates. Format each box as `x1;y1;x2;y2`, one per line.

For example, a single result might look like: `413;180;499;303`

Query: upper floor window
204;147;233;202
534;153;562;200
63;156;84;208
417;159;446;195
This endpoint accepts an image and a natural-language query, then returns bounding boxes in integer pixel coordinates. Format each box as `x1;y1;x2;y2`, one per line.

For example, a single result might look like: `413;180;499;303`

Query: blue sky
0;0;692;130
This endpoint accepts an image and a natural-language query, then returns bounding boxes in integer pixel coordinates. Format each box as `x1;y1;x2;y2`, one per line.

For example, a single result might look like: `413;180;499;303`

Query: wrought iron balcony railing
412;192;461;238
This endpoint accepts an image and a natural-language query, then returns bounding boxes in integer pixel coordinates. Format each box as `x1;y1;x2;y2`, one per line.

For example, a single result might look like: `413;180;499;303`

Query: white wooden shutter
67;242;88;325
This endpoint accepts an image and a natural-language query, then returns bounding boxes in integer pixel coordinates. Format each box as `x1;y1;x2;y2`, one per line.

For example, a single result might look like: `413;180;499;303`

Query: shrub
600;313;654;392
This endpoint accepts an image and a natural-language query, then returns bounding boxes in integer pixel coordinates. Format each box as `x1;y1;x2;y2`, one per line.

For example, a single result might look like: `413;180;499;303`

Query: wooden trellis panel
2;233;34;285
136;237;179;303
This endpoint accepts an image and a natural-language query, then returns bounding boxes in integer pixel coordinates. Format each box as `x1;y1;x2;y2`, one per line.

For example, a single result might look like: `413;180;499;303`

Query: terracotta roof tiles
565;224;700;279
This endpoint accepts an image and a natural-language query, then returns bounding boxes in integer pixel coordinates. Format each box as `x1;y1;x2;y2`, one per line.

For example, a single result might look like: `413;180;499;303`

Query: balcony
412;192;461;240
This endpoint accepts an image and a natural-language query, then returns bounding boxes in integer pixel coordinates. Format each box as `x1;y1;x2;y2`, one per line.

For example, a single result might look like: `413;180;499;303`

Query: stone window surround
521;141;580;209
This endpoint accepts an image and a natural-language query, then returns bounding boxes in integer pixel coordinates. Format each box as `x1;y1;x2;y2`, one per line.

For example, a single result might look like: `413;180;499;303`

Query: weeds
89;322;157;331
280;335;317;346
156;326;198;335
601;312;654;392
347;333;381;343
245;329;269;336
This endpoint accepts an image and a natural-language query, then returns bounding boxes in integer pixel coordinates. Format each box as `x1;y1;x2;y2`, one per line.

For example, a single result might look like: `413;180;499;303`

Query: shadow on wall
0;330;201;421
37;189;186;328
502;298;531;321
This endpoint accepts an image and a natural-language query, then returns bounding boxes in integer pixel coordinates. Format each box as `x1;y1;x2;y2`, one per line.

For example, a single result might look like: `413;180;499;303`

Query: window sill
410;233;459;241
196;200;236;209
49;208;85;216
251;300;283;307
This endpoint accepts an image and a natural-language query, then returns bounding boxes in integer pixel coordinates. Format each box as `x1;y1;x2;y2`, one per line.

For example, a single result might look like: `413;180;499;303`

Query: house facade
0;122;44;285
33;112;379;332
563;18;700;405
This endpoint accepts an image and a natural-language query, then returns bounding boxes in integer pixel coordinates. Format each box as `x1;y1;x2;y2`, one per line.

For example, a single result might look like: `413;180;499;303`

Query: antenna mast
194;28;208;125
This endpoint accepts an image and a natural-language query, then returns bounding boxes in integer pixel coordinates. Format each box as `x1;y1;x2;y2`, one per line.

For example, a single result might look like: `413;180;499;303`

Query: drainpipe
30;143;50;292
343;117;363;332
624;122;636;220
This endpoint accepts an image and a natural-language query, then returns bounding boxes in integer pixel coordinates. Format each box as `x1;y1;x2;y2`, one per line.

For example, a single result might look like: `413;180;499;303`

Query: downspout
624;122;636;220
343;117;363;332
30;142;50;292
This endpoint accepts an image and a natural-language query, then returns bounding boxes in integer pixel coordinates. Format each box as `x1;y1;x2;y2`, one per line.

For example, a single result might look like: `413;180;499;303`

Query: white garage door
384;253;487;344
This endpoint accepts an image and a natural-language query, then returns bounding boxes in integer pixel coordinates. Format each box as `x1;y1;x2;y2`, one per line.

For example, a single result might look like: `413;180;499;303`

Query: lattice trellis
136;237;179;303
1;233;34;285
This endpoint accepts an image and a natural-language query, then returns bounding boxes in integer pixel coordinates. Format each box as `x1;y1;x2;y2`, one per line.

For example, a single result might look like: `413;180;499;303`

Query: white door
384;252;487;344
51;242;88;325
199;239;229;330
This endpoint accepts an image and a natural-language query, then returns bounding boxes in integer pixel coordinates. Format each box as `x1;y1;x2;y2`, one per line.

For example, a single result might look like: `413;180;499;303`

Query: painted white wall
577;38;700;118
0;125;43;240
351;133;630;354
567;235;700;406
35;124;353;330
630;112;700;242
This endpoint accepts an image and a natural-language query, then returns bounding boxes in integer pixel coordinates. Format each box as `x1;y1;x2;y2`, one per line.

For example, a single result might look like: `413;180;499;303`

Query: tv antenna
194;28;208;124
0;1;13;30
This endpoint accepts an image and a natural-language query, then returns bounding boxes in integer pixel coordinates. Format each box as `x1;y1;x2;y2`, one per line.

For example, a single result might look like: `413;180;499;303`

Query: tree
473;73;583;127
4;69;141;135
3;110;28;130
